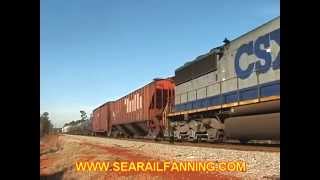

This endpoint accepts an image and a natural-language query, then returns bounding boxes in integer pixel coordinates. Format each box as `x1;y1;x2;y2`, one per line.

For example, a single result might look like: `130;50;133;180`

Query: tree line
63;111;89;127
40;112;53;137
40;111;90;137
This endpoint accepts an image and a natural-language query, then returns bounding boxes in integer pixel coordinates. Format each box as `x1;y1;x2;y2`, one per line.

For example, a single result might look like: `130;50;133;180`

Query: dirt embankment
40;134;239;180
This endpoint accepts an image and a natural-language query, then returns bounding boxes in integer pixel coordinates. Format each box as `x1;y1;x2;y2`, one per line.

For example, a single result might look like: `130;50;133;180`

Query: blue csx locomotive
168;16;280;143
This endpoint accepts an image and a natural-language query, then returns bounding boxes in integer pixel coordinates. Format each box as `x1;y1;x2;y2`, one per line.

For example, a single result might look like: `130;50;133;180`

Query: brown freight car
109;78;175;138
91;101;113;136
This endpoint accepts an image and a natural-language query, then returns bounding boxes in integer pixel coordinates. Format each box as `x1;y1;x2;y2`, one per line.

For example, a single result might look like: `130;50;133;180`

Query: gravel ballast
70;135;280;179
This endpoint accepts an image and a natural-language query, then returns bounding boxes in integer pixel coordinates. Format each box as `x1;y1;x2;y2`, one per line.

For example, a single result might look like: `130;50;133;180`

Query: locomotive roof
175;16;280;73
175;46;222;72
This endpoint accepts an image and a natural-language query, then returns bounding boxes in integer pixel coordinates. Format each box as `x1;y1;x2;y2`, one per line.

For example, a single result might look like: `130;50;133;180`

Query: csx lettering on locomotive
235;28;280;79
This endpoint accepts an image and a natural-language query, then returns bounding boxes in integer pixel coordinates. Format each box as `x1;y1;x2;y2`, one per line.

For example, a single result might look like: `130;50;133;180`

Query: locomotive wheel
239;139;249;144
196;136;200;143
216;130;225;143
169;136;174;144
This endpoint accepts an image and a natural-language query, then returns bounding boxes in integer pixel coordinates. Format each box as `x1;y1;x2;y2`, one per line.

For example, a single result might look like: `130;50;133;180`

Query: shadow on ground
40;169;65;180
40;148;60;156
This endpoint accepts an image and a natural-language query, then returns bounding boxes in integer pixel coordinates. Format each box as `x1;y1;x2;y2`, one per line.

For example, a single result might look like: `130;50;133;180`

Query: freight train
90;16;280;143
62;121;91;136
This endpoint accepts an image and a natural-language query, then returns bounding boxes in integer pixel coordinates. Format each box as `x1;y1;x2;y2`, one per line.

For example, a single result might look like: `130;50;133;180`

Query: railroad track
77;134;280;152
120;138;279;152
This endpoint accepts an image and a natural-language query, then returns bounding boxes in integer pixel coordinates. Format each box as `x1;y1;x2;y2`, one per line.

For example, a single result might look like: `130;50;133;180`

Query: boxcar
91;102;112;135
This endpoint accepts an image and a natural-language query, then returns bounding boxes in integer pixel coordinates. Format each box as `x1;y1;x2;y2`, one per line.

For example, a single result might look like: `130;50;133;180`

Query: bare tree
80;110;88;121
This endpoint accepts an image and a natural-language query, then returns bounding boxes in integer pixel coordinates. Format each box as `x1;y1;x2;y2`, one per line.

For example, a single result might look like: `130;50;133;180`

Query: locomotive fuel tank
224;112;280;141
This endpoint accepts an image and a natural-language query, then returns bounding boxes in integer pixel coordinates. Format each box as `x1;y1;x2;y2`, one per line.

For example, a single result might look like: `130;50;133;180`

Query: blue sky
40;0;279;127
